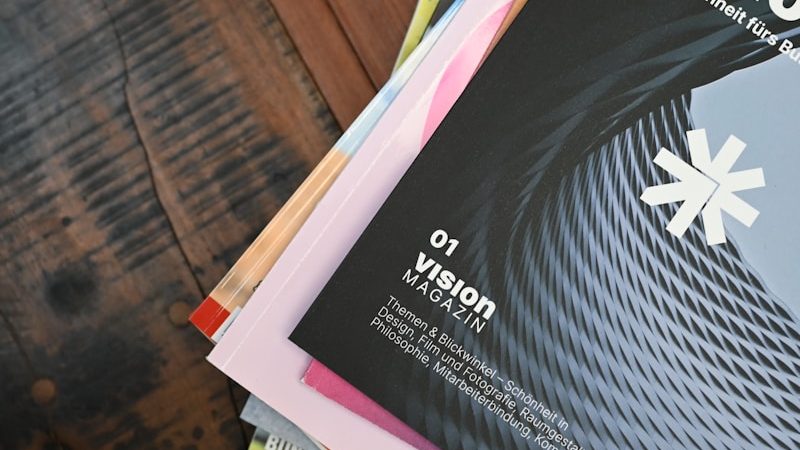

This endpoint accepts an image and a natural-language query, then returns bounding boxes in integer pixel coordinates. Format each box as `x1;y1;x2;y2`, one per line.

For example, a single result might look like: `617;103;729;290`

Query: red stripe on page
189;297;231;338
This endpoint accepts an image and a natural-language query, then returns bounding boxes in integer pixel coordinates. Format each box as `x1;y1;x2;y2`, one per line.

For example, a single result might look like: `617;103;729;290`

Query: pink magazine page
300;5;512;450
303;360;436;450
208;2;513;449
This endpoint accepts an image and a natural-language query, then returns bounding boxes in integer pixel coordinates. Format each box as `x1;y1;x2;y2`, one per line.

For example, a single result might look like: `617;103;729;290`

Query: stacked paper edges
188;1;524;449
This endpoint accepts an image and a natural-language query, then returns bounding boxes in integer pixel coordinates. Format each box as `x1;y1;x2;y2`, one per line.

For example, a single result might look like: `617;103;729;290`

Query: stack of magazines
190;0;800;448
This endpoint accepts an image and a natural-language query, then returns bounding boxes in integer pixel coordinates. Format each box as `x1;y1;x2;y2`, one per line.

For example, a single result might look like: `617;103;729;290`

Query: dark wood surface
0;0;414;449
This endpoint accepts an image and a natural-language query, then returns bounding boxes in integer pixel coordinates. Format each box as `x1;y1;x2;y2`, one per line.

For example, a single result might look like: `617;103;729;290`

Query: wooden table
0;1;414;448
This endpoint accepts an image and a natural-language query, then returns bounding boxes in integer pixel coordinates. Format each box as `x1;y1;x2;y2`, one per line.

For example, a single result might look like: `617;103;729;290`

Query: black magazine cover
291;1;800;449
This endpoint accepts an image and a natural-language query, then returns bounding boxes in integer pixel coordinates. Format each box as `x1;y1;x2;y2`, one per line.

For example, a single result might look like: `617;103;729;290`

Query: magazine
290;1;800;449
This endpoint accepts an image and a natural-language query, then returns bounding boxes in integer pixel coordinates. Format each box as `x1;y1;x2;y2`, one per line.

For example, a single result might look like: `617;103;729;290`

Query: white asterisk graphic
640;129;765;246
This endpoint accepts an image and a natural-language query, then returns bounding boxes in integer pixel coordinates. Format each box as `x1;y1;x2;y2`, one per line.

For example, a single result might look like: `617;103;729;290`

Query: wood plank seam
271;0;376;128
325;0;417;87
321;6;380;92
100;3;250;449
101;0;208;299
325;0;382;88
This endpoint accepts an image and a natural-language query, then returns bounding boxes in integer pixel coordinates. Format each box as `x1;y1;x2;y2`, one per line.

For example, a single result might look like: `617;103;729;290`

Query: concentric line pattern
410;95;800;449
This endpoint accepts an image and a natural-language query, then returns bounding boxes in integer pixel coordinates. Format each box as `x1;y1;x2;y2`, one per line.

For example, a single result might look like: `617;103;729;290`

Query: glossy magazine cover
291;1;800;449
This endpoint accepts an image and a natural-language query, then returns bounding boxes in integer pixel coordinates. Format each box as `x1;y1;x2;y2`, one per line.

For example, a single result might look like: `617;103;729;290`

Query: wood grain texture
272;0;376;128
327;0;417;87
0;0;407;448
